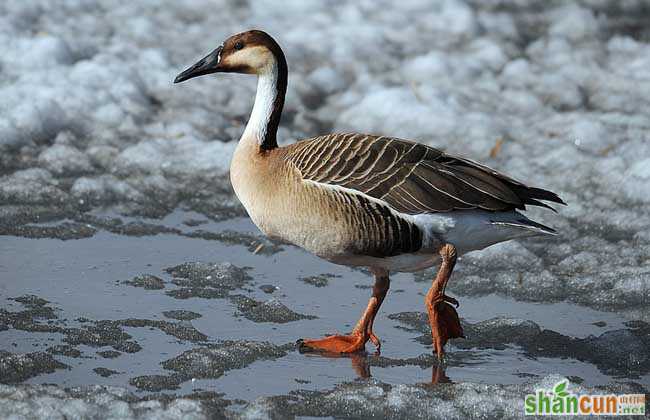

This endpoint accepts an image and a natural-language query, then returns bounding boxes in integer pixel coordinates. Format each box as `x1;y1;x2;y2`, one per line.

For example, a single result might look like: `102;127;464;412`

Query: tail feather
527;186;566;206
490;216;557;236
523;198;558;213
509;185;567;212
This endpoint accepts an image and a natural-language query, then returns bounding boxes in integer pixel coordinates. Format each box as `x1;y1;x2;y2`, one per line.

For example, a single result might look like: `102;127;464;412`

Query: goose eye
234;41;244;50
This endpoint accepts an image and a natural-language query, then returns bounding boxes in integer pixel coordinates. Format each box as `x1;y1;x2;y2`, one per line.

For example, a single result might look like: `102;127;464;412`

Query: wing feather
284;133;565;214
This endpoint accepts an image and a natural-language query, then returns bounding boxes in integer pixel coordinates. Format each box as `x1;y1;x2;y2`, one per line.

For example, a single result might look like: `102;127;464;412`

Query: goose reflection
301;349;451;384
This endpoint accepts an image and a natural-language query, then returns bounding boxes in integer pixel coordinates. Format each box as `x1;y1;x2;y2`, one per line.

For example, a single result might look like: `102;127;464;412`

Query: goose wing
284;133;565;214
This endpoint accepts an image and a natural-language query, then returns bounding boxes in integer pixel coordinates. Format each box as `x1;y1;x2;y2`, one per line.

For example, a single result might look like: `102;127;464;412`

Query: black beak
174;46;223;83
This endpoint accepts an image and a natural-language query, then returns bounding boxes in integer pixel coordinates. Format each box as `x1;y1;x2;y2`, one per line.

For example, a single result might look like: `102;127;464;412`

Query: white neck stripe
242;61;278;145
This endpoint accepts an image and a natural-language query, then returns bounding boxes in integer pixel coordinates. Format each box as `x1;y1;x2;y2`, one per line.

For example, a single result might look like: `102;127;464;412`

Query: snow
38;143;94;176
624;158;650;203
548;4;601;42
306;67;346;96
0;169;66;205
0;384;213;419
236;374;643;419
0;0;647;318
114;137;235;178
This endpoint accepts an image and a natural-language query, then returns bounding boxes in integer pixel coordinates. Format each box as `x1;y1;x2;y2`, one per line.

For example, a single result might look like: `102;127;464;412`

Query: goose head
174;30;285;82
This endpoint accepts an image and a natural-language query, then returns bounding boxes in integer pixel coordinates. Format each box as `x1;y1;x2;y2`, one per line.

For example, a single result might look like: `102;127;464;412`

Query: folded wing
284;133;565;214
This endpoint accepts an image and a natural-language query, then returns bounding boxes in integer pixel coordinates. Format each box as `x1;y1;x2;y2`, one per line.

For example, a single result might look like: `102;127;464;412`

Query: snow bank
1;375;643;419
0;384;218;419
1;0;649;314
237;374;644;419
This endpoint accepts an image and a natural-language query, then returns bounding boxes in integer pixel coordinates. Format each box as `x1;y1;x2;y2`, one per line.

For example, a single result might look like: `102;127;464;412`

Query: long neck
242;55;287;151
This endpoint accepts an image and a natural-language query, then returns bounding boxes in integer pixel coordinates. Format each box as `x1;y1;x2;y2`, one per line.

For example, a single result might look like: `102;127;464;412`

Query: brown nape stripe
227;30;288;151
260;38;287;151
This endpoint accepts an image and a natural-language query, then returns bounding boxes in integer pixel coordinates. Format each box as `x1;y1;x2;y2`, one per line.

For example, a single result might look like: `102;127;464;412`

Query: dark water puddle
1;210;647;402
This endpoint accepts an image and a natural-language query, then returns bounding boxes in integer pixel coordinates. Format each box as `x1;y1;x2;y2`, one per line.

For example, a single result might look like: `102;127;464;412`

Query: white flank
305;179;552;257
412;210;551;255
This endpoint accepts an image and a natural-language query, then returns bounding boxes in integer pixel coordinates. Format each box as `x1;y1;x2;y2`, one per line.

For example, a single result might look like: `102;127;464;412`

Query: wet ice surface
0;211;648;418
1;0;650;417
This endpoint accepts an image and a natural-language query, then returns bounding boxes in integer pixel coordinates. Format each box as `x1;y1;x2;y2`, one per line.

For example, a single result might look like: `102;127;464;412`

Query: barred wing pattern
285;133;564;214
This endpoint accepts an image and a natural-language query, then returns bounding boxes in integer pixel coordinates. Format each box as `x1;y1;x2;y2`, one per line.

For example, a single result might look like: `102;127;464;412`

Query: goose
174;30;565;359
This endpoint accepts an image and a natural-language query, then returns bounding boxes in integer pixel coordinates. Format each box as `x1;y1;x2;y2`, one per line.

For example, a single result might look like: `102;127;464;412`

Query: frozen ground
0;0;649;418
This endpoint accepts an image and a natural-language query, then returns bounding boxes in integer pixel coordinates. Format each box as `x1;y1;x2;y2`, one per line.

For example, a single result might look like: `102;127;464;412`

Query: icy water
1;209;646;406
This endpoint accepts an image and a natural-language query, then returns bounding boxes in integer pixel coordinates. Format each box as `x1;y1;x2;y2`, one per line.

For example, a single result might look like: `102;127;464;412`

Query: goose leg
298;269;390;354
366;269;389;352
426;244;464;360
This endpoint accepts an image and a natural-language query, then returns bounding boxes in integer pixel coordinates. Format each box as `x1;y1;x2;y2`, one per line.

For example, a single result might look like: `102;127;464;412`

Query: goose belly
258;209;365;259
229;177;346;256
328;252;441;273
260;183;428;263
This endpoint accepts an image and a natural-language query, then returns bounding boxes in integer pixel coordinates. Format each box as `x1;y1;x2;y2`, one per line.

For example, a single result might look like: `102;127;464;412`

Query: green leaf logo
553;380;569;397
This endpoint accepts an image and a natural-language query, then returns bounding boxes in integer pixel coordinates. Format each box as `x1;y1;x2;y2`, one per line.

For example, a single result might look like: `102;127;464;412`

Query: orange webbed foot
425;244;464;360
429;300;464;360
297;333;367;354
